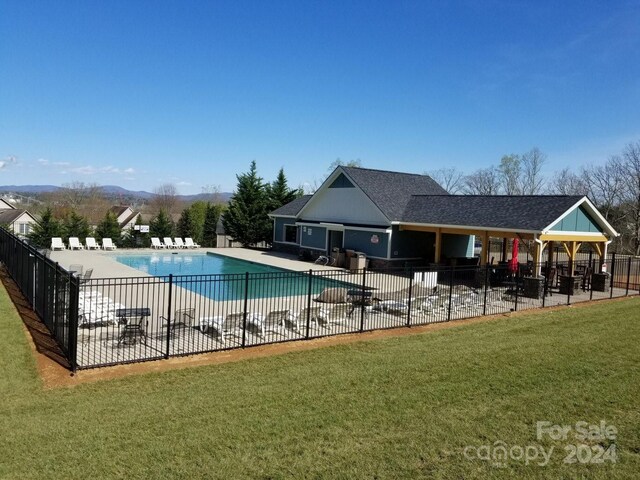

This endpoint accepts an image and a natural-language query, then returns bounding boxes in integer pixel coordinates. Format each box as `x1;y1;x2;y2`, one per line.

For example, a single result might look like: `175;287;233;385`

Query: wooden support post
501;238;508;262
533;240;542;276
480;231;489;266
434;228;442;264
548;241;554;266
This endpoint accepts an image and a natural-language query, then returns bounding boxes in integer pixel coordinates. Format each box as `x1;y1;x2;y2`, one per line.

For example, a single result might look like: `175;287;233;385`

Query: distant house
0;197;38;238
109;206;141;231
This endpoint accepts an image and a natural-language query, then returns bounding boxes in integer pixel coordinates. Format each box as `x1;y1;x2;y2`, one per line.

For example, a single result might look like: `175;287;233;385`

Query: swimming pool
113;252;351;300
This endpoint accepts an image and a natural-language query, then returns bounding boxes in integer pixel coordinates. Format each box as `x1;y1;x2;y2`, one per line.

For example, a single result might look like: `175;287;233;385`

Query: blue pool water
113;252;350;300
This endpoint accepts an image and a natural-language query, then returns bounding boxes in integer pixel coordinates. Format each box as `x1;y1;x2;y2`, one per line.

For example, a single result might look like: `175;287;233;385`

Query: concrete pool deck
49;247;342;278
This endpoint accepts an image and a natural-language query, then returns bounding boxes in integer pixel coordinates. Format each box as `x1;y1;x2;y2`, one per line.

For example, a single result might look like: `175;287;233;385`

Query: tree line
24;161;301;250
428;141;640;255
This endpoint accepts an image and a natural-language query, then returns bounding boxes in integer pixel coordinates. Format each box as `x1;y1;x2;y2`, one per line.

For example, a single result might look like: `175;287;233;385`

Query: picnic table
116;308;150;346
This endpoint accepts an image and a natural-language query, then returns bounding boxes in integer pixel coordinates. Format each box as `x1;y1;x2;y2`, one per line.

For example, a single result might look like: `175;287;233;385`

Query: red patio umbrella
508;238;519;274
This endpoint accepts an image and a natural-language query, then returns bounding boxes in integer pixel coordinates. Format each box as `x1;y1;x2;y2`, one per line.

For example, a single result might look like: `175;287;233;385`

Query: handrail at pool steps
0;227;639;371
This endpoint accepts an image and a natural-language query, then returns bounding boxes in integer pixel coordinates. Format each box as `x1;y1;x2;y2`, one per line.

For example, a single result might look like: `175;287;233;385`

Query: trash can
349;252;367;271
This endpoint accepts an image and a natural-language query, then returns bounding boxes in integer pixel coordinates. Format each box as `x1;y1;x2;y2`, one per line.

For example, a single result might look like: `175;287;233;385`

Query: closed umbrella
508;238;519;274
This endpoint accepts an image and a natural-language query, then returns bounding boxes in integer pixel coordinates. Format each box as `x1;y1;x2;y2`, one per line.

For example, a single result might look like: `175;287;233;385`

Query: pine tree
150;209;175;239
63;210;91;242
95;211;122;244
28;207;62;248
222;161;271;246
202;203;223;247
267;168;302;210
176;208;196;239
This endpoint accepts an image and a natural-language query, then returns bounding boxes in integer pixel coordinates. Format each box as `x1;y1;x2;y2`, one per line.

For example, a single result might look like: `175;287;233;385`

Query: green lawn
1;284;639;480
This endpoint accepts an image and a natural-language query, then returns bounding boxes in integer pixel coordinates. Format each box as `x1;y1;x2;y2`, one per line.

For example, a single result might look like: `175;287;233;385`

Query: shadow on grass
0;267;71;370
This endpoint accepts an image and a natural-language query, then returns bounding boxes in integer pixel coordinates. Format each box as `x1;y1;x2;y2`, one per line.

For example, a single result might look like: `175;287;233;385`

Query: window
18;223;30;235
284;225;297;243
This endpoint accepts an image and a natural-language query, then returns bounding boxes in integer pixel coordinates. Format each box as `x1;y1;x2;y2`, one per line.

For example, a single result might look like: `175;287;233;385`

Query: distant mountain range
0;185;232;203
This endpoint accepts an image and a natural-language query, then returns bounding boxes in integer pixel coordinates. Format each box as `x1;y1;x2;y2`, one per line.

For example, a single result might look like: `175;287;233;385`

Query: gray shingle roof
270;195;312;217
0;209;30;224
402;195;585;231
341;167;448;220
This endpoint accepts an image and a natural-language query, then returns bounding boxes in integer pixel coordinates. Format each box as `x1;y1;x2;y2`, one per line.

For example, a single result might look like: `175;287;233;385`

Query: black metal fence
0;227;79;370
1;227;639;371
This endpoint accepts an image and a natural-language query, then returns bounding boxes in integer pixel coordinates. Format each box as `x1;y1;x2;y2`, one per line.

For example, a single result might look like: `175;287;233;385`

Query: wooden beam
399;224;534;240
480;231;489;266
539;233;608;242
562;242;571;257
434;228;442;264
590;242;602;258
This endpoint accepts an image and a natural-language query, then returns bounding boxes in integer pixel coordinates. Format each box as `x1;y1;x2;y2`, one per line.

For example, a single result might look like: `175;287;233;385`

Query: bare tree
427;167;465;194
463;167;500;195
581;157;626;220
498;154;522;195
548;168;589;195
620;140;640;255
520;147;547;194
327;158;362;174
201;184;223;204
151;183;179;214
44;181;108;223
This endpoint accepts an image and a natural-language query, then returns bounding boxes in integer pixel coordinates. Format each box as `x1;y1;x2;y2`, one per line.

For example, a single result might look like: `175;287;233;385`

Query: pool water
113;252;350;300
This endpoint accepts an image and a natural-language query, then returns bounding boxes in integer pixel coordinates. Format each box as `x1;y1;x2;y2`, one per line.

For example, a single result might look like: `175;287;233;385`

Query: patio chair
224;312;264;341
163;237;176;249
85;237;101;250
295;305;329;329
161;307;196;336
150;237;166;249
184;237;200;248
199;315;225;341
68;237;85;250
68;264;84;275
79;268;93;284
51;237;66;250
262;308;298;337
174;237;186;249
102;238;117;250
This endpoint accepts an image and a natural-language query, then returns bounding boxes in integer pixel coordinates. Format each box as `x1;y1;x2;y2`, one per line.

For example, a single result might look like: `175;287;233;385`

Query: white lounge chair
102;238;117;250
174;238;186;249
184;237;200;249
51;237;66;250
163;237;176;249
85;237;101;250
151;237;166;249
68;237;85;250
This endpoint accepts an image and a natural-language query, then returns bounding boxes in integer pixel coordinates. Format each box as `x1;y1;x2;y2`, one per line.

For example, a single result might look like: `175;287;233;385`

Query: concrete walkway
49;247;341;279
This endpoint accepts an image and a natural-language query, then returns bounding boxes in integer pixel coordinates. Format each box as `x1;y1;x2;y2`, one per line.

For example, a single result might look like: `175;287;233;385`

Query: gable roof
401;195;594;233
270;195;312;217
0;209;35;224
339;167;449;221
119;211;140;228
0;198;16;209
110;205;131;217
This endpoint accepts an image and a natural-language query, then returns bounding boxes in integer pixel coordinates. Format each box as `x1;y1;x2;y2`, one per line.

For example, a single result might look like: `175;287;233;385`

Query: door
328;230;344;253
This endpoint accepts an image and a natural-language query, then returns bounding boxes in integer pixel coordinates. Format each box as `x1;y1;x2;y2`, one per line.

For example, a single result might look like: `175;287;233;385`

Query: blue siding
442;234;474;258
300;225;327;250
549;206;602;233
343;229;389;258
273;218;298;243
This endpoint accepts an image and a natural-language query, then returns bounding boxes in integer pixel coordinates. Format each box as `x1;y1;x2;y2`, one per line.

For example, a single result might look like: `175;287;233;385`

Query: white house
109;205;141;231
0;197;38;238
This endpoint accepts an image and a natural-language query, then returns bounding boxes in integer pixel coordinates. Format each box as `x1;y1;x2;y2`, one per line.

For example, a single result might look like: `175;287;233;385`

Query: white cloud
176;181;192;186
70;165;98;175
0;155;17;170
124;167;135;174
53;161;70;166
37;158;50;165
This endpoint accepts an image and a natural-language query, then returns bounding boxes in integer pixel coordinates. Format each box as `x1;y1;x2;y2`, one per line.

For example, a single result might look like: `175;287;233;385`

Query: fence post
626;256;632;296
406;267;414;327
241;272;249;348
482;265;489;316
67;274;79;373
542;261;548;308
447;266;454;321
305;270;312;339
53;262;59;335
514;266;519;312
567;258;573;306
609;253;616;299
165;274;173;359
360;269;367;332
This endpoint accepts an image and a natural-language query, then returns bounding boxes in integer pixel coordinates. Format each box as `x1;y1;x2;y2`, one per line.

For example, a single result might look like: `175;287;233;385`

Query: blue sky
1;1;639;194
